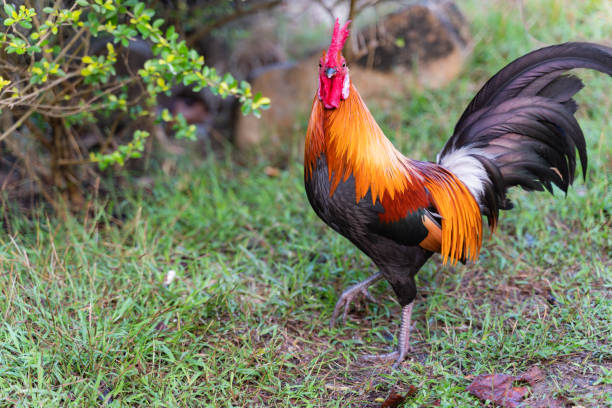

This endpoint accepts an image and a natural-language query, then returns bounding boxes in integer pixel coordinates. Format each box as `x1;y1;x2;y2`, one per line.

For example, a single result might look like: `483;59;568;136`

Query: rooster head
318;18;351;109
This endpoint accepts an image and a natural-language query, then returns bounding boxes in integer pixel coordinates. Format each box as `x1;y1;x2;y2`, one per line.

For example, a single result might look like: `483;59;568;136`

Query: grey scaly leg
363;302;414;368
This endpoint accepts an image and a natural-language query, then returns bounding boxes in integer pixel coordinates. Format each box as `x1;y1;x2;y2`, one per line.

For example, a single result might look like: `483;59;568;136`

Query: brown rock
354;0;471;88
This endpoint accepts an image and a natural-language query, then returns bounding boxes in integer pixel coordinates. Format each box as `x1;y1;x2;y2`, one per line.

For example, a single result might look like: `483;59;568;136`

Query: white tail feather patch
438;147;493;204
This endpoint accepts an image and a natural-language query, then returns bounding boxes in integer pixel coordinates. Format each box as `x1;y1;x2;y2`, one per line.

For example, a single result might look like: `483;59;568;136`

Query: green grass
1;0;611;406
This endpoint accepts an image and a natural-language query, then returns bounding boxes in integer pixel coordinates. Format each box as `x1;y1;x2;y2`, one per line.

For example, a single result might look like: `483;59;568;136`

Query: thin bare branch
0;106;37;143
313;0;336;21
344;0;358;62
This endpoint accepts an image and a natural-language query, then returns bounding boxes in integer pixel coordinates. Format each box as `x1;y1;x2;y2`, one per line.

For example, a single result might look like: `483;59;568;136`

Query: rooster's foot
330;272;383;327
361;302;415;369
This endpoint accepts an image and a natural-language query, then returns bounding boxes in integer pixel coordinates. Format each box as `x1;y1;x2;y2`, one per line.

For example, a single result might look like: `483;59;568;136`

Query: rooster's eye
318;63;322;68
342;63;346;67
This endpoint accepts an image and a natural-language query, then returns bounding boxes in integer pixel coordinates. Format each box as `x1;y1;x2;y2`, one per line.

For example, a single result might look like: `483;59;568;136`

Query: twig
1;76;136;118
0;106;36;143
24;0;41;32
24;117;52;150
52;26;87;66
355;0;386;16
99;113;126;154
56;158;92;166
313;0;337;21
1;72;80;109
344;0;358;63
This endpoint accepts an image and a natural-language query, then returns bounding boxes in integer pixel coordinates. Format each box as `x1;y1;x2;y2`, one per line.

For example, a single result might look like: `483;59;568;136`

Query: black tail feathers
438;42;612;226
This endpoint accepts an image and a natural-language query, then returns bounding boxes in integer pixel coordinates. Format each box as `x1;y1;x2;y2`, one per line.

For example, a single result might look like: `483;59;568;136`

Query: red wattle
320;74;344;109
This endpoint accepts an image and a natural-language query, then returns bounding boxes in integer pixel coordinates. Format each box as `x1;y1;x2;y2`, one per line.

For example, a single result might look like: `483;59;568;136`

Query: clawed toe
362;347;410;368
362;351;399;362
361;288;377;304
329;273;382;328
330;291;368;327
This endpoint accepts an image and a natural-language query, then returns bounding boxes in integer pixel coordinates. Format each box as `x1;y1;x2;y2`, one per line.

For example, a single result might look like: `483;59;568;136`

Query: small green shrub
0;1;269;207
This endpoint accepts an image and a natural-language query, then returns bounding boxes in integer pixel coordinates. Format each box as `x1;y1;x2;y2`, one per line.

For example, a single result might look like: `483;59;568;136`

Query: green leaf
134;2;144;17
160;109;172;122
241;103;252;116
252;92;271;110
3;4;16;17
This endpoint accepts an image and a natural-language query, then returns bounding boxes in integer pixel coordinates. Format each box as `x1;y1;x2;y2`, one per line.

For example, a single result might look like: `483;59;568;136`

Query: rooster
304;19;612;367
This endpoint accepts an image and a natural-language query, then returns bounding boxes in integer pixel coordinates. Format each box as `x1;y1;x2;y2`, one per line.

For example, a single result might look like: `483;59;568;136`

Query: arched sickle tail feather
437;42;612;227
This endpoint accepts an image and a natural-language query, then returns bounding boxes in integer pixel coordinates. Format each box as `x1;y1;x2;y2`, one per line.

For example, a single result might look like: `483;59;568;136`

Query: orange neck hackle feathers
305;83;483;264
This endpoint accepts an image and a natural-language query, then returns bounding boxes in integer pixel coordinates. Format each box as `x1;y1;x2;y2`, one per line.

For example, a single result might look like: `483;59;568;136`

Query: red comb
326;18;351;65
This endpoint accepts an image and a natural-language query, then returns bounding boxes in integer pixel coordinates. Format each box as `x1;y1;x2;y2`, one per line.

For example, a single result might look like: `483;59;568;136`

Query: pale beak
326;67;337;78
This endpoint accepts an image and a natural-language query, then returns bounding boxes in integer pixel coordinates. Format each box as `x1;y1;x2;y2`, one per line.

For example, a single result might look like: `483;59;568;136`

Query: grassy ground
1;1;611;406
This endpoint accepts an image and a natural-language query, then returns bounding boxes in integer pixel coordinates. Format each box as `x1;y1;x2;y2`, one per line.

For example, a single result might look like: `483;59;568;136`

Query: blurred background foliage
0;0;275;210
0;0;475;212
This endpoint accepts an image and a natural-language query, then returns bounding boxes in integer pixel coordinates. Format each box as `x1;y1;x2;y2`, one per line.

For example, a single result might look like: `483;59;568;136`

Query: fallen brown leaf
466;366;550;407
380;390;405;408
519;365;544;386
405;384;418;398
466;373;528;407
